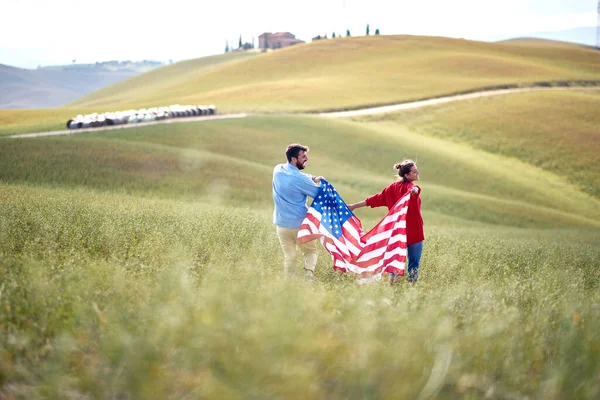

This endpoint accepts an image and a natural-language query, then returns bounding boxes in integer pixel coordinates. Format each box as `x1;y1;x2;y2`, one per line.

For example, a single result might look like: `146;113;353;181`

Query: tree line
224;24;380;53
313;24;379;41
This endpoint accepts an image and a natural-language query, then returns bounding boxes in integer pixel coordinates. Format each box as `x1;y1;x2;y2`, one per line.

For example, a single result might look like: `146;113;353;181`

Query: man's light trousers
275;226;318;277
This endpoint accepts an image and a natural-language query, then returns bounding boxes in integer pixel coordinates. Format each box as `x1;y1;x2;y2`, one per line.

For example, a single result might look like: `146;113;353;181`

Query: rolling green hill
66;51;261;109
353;89;600;199
1;114;598;228
2;36;600;136
69;35;600;113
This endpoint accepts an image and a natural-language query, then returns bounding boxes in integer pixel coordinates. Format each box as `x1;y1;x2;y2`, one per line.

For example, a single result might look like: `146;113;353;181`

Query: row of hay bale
66;104;217;129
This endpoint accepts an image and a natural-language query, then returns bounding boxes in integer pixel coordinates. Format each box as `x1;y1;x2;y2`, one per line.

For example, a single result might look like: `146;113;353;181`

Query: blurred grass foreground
0;178;599;399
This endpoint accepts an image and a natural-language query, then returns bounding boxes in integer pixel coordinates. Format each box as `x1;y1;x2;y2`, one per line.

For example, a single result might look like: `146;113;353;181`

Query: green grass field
0;107;94;137
1;35;599;399
353;89;600;199
2;115;599;226
1;109;599;398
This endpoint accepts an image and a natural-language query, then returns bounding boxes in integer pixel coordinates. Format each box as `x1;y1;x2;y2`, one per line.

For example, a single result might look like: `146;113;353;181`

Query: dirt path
6;85;599;138
7;114;250;139
317;86;600;118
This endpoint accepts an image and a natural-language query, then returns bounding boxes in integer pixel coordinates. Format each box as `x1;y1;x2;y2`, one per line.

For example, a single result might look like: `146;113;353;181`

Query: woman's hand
348;200;366;211
410;187;419;195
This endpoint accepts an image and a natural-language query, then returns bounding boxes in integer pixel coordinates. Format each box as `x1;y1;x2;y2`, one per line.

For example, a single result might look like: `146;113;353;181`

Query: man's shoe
304;270;316;281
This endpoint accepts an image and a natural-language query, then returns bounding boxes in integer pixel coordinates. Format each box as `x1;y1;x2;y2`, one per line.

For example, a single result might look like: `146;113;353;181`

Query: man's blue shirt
272;163;320;228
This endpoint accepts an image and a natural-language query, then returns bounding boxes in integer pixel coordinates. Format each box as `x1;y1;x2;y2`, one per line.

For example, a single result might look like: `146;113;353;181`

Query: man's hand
312;175;324;184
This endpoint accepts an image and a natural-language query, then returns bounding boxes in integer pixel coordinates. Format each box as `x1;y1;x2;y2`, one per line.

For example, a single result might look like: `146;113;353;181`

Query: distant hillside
39;60;164;73
3;36;600;136
498;37;592;49
494;26;597;47
0;61;164;109
69;35;600;113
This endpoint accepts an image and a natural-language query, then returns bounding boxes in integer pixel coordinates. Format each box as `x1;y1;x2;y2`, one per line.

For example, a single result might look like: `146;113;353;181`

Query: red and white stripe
298;193;410;284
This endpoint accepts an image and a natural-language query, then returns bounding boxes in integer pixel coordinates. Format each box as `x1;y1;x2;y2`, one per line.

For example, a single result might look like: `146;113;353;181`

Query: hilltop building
258;32;305;49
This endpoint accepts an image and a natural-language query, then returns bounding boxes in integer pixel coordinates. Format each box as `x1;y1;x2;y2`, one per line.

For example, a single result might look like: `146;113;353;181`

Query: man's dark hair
286;143;309;162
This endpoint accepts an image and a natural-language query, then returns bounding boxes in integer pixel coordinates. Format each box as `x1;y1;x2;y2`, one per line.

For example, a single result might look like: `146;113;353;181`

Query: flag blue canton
310;180;353;239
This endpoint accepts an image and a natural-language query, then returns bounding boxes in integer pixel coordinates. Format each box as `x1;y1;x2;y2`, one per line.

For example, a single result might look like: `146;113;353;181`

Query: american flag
297;179;410;284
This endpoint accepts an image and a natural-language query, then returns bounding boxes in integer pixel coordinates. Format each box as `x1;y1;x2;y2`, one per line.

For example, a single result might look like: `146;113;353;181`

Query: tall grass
0;183;598;399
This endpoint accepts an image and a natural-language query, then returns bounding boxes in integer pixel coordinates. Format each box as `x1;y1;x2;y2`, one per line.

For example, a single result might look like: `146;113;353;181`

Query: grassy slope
2;36;599;136
1;115;598;228
69;35;600;113
353;89;600;198
0;107;99;136
0;52;259;136
65;51;260;109
1;109;599;398
497;37;593;48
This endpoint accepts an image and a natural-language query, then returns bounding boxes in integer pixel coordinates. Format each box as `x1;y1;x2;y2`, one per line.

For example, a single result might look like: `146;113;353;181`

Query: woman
348;159;424;283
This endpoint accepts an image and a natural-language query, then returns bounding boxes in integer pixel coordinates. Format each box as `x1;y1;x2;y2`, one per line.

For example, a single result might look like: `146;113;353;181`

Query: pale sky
1;0;597;69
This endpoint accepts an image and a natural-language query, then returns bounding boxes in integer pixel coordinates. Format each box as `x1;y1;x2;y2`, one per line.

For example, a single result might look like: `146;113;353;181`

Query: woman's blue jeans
390;241;423;282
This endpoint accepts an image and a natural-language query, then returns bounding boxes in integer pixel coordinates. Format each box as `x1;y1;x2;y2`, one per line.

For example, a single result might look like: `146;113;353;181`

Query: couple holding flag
272;143;424;284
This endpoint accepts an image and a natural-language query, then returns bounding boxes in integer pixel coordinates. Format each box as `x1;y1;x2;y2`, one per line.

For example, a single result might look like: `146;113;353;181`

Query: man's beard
295;160;305;170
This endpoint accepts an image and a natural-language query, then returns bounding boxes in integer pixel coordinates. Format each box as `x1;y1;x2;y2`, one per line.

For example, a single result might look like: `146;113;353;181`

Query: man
272;143;323;278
